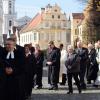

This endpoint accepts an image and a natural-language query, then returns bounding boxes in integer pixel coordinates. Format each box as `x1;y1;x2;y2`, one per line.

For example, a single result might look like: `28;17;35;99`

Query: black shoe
53;86;58;90
60;83;65;86
81;87;86;90
79;90;82;94
87;81;91;84
67;91;73;94
73;82;77;85
37;86;42;89
49;87;53;90
93;84;98;88
81;85;86;90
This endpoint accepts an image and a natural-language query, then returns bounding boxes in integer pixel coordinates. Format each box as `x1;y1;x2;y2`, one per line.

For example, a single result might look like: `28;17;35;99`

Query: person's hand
68;66;71;69
47;62;52;65
5;67;13;75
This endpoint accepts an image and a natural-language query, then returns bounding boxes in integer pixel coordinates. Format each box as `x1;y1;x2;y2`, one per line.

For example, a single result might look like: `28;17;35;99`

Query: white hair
67;45;74;50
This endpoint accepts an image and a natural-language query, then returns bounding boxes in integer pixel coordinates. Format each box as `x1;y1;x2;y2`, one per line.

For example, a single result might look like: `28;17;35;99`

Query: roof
17;16;31;22
72;13;84;19
20;13;42;33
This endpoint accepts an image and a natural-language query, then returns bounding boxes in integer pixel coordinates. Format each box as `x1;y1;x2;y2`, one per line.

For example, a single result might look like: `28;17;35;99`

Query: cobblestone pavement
31;67;100;100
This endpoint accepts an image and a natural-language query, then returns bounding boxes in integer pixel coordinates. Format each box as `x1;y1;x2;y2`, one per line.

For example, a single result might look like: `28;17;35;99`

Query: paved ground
31;67;100;100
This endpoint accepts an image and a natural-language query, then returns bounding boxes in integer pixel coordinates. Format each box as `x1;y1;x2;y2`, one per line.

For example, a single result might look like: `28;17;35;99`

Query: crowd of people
0;35;100;100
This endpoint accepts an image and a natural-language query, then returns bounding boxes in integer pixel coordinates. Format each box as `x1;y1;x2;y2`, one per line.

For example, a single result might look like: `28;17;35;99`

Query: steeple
2;0;16;38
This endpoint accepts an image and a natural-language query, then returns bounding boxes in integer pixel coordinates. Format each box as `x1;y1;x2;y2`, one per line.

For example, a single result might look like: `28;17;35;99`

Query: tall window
34;33;37;41
45;22;49;27
9;1;12;14
75;29;78;35
52;15;54;19
9;30;11;35
58;15;60;19
9;20;12;27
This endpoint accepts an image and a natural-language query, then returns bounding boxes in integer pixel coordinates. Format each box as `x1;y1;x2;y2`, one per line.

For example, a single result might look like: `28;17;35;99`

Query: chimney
41;8;45;13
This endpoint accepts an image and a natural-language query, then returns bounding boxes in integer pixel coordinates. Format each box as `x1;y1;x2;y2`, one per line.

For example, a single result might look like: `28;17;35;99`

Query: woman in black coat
34;44;44;89
65;45;81;94
87;43;98;84
24;44;36;99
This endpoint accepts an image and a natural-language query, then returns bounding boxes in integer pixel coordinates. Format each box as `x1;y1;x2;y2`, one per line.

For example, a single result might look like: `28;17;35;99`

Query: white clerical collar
6;51;14;59
26;52;31;57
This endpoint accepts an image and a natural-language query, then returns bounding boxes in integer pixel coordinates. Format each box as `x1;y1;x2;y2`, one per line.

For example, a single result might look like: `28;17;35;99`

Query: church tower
0;0;3;45
2;0;16;37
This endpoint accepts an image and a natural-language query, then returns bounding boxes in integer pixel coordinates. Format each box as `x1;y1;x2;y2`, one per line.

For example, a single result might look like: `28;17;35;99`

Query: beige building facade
20;4;71;49
71;13;84;47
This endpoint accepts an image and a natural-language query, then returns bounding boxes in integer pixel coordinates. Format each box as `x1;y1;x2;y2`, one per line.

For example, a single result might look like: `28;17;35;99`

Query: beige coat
59;49;67;83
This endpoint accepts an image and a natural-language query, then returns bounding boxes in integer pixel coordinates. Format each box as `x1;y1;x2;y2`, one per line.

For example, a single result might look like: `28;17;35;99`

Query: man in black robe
11;34;25;100
3;38;24;100
0;46;5;99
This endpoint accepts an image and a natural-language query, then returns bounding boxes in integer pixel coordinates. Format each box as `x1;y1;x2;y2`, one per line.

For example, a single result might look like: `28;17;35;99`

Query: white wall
2;0;16;35
0;0;3;45
20;31;39;46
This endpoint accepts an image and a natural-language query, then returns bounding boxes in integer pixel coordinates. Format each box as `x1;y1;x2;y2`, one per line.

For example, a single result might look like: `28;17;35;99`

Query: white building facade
20;31;39;46
2;0;16;37
0;0;3;45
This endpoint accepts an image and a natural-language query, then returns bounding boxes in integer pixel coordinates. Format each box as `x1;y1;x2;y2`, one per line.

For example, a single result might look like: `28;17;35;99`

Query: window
63;23;66;27
51;22;56;28
57;33;61;41
57;23;61;28
45;22;49;27
55;9;57;12
58;15;60;19
52;15;54;19
34;33;37;41
75;29;78;35
9;1;12;14
9;20;12;26
9;30;11;35
66;33;70;43
9;1;12;8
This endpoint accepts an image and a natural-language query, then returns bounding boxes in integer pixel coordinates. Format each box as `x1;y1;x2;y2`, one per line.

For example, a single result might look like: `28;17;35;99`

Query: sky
15;0;86;18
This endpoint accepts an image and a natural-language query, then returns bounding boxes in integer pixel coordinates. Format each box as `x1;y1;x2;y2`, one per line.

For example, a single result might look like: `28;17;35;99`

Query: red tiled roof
72;13;84;19
20;13;42;33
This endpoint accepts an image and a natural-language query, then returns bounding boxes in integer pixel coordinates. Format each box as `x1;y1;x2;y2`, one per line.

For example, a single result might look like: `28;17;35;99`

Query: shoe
73;82;76;85
87;81;91;84
79;90;82;94
67;91;73;94
37;86;42;89
81;85;86;90
48;87;53;90
53;86;58;90
60;83;65;86
93;84;98;88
